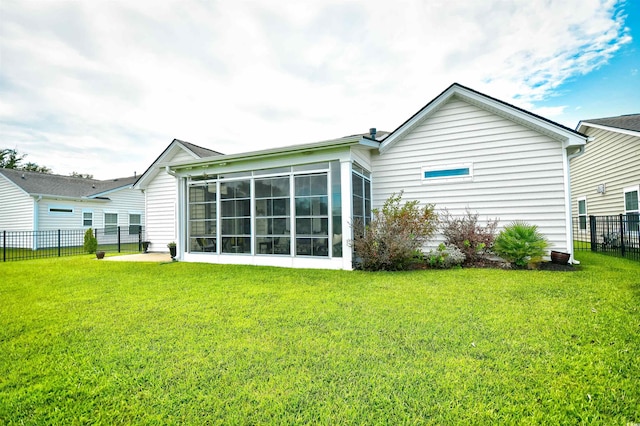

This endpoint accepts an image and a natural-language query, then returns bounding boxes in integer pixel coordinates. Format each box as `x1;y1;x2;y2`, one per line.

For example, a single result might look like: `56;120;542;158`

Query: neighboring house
140;83;587;269
570;114;640;238
133;139;222;252
0;169;144;248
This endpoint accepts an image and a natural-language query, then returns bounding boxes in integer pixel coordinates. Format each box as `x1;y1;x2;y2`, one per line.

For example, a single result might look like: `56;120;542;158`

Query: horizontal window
422;163;473;183
49;206;74;215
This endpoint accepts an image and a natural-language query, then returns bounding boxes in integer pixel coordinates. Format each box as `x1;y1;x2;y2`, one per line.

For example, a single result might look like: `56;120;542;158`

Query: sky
1;0;638;180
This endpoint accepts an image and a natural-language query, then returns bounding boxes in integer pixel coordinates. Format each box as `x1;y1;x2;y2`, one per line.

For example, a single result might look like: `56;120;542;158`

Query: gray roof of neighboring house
581;113;640;132
0;168;138;199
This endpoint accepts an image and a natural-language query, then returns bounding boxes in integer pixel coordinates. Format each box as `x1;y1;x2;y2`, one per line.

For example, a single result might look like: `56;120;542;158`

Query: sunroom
168;134;378;270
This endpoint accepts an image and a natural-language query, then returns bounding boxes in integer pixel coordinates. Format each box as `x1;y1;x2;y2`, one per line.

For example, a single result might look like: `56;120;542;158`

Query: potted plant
142;241;150;253
550;250;570;265
167;241;177;258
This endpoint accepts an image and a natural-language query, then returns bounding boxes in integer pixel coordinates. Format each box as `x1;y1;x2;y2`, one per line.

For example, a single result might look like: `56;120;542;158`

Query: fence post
3;230;5;262
57;229;61;257
619;214;626;257
138;228;142;252
589;215;597;252
117;226;121;253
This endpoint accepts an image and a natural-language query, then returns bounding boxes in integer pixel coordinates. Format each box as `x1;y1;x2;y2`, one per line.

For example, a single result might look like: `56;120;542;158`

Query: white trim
577;122;640;138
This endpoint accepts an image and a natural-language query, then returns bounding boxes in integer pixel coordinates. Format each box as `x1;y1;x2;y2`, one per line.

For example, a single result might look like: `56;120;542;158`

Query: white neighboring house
133;139;222;252
0;169;143;248
139;83;587;269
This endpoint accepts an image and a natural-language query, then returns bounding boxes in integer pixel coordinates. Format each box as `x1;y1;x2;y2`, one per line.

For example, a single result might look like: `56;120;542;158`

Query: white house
134;139;222;252
139;83;588;269
0;168;144;248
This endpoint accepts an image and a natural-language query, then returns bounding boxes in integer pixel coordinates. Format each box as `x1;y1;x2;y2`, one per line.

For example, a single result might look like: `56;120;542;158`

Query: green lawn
1;253;638;424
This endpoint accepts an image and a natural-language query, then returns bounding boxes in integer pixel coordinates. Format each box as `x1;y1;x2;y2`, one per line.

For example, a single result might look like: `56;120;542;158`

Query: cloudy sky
1;0;638;179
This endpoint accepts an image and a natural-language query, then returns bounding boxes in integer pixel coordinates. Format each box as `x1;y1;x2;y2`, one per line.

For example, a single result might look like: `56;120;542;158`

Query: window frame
104;212;118;235
82;210;93;227
577;196;587;230
128;212;142;235
48;205;74;215
421;163;473;183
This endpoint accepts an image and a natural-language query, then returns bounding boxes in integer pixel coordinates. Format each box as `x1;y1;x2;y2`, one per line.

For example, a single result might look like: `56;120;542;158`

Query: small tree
493;221;549;268
84;228;98;254
352;192;438;271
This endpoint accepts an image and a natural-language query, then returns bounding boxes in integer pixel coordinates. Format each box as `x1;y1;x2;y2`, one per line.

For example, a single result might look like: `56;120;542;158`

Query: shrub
440;208;498;264
83;228;98;254
352;192;438;271
426;243;466;269
493;221;549;268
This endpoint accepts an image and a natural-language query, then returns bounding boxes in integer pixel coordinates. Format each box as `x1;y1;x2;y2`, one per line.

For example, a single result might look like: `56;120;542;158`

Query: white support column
340;159;353;270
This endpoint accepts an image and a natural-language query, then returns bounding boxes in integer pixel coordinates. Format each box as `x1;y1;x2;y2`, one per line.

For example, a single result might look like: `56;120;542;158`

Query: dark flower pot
169;246;177;258
96;251;105;259
550;251;570;265
142;241;150;253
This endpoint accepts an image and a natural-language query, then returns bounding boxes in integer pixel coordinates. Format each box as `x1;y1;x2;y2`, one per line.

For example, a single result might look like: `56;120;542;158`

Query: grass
0;252;638;424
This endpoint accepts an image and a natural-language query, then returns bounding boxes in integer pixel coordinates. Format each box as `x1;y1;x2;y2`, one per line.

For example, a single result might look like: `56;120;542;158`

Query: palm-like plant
493;221;549;267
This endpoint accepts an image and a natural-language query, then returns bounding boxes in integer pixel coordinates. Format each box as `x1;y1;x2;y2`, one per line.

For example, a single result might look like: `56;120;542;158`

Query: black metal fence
1;227;146;262
573;215;640;262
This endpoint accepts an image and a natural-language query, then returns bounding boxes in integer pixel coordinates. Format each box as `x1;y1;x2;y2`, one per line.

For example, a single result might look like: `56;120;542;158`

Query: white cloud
0;0;632;178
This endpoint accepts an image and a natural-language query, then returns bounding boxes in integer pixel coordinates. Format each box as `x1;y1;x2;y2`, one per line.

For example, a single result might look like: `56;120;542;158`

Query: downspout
565;141;589;264
166;165;181;258
33;195;42;250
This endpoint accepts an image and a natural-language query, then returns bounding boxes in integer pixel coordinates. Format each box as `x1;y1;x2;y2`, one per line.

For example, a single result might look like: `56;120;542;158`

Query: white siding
0;177;34;231
371;98;570;252
144;150;194;252
37;188;144;232
571;127;640;216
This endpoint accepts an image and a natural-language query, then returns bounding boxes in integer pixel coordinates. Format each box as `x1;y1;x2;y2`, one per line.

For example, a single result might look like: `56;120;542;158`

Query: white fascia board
30;194;110;203
134;140;202;189
169;136;368;172
577;121;640;138
89;185;134;198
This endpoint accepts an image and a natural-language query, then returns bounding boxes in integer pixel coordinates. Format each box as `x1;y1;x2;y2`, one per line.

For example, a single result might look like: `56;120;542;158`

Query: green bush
83;228;98;254
493;221;549;268
352;192;438;271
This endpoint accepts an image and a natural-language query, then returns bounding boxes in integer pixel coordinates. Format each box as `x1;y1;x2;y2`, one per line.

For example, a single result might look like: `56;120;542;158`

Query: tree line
1;148;92;178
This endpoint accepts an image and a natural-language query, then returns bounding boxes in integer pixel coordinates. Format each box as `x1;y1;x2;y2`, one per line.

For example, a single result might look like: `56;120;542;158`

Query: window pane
578;200;586;215
625;190;639;211
295;198;311;216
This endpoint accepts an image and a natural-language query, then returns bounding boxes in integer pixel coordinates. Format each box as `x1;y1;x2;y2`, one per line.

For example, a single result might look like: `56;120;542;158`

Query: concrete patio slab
103;252;173;262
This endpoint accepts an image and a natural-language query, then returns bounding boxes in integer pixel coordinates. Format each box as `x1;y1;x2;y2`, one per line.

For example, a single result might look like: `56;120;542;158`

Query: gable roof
134;139;223;189
379;83;588;153
0;168;137;200
577;113;640;136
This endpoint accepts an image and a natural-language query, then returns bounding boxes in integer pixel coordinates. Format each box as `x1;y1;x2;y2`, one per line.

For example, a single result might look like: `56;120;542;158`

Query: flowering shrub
352;192;438;271
426;243;466;269
440;208;498;264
